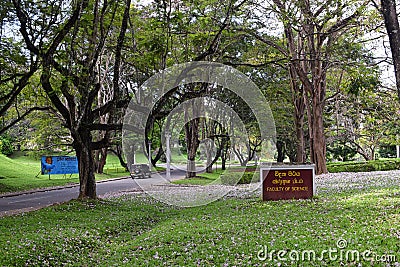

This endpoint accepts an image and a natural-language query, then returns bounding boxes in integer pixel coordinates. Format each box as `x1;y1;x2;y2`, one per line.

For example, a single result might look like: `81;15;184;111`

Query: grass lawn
0;152;129;194
172;170;224;186
172;167;258;186
0;173;399;266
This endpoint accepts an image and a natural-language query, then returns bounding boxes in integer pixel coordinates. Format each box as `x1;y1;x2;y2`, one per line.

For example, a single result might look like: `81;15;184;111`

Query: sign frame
260;164;316;201
41;156;79;176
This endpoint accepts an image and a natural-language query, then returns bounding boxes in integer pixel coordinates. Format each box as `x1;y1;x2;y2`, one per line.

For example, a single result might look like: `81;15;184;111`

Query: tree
1;72;67;152
245;66;298;163
377;0;400;102
124;0;250;177
12;0;132;199
322;36;396;161
327;79;399;161
0;2;49;135
251;0;368;173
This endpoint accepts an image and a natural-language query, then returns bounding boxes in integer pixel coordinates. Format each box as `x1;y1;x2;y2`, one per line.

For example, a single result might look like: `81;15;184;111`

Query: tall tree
254;0;367;173
378;0;400;102
12;0;131;199
0;2;49;135
326;63;398;161
126;0;248;177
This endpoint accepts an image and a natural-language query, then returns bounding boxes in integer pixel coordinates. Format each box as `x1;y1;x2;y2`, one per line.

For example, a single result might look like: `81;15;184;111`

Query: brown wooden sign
260;165;315;200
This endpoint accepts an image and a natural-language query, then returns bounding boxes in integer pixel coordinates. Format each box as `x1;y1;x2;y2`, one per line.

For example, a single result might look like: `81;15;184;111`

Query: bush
25;150;45;160
0;136;14;156
327;159;400;173
24;150;66;160
220;171;257;185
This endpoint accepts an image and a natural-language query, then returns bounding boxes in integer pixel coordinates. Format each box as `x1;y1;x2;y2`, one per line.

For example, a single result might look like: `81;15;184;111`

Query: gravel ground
316;170;400;194
104;183;260;207
105;170;400;207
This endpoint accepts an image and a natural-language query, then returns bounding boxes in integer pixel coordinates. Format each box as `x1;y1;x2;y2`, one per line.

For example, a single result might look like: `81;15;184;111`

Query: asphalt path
0;168;188;217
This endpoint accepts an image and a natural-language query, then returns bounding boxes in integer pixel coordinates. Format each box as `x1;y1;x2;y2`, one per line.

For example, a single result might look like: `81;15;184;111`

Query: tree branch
193;1;234;61
0;66;37;117
46;0;89;57
89;123;123;131
0;106;52;135
40;67;72;128
223;58;287;68
12;0;40;55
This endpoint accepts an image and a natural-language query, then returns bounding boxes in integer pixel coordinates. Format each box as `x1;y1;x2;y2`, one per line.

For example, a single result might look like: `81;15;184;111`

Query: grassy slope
0;152;129;194
0;178;399;266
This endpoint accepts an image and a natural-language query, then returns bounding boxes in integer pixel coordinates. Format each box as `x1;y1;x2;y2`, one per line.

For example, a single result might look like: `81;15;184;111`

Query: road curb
0;176;131;199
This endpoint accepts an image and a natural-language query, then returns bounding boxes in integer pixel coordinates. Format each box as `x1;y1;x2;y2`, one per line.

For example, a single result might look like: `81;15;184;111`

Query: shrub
0;136;14;156
25;150;65;160
327;159;400;173
25;150;45;160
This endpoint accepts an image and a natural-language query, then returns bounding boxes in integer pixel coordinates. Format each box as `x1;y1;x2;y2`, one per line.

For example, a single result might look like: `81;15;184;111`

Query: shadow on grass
1;181;399;266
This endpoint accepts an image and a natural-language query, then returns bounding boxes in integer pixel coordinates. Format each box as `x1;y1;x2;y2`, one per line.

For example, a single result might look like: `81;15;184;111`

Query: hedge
327;159;400;173
220;160;400;184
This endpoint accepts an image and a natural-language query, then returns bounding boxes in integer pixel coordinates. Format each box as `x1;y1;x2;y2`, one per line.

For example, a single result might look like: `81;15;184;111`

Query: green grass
172;168;259;186
0;152;129;194
154;166;166;172
197;170;224;179
172;170;224;186
172;176;219;186
0;176;399;266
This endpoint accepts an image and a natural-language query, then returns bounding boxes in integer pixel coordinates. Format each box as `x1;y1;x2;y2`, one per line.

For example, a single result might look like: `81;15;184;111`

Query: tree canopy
1;0;399;198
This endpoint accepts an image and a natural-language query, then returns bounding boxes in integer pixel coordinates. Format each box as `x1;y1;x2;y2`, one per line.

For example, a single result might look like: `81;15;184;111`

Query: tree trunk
295;119;305;163
276;140;285;162
185;119;199;177
381;0;400;102
96;148;107;174
294;92;306;163
289;64;306;163
312;95;328;174
75;130;97;200
288;153;296;163
187;159;197;178
125;145;135;171
206;158;214;173
185;118;200;178
205;140;214;173
111;145;128;172
206;141;223;173
232;146;247;166
151;146;164;168
221;160;226;170
94;145;107;174
204;120;216;173
94;150;100;172
221;138;228;171
206;158;213;173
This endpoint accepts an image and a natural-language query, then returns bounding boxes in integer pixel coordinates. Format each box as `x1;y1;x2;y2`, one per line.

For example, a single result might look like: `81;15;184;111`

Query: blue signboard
41;156;79;175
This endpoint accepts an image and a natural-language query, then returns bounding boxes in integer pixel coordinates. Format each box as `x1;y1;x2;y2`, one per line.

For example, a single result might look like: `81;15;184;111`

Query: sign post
260;165;315;201
148;141;152;170
165;131;171;180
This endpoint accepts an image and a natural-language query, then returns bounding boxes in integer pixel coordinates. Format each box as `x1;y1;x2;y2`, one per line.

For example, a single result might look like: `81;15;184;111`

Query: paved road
0;168;188;216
